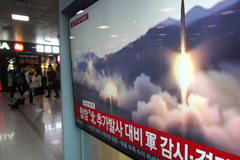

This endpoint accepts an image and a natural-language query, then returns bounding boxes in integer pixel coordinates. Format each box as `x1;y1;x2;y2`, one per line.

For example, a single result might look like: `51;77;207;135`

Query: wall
59;0;91;159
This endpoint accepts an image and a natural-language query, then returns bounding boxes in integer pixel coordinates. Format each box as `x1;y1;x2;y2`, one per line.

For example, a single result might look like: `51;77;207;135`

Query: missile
181;0;186;53
88;48;91;61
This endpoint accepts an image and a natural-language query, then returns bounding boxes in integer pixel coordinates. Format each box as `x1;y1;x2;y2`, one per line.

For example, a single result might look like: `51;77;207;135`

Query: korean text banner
69;0;240;159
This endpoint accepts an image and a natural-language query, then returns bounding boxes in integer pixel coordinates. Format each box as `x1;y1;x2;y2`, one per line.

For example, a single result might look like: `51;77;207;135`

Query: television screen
69;0;240;159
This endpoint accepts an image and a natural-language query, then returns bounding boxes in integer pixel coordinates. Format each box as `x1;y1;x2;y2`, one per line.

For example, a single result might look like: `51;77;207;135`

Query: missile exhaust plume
175;0;194;104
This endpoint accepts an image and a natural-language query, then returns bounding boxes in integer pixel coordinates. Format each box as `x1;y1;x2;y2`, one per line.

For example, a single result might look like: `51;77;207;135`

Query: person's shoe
28;102;36;106
36;109;42;112
36;109;45;112
54;94;59;98
45;95;50;98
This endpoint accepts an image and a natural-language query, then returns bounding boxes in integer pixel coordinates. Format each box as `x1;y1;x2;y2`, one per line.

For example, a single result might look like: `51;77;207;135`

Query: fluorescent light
70;36;75;39
44;39;59;45
133;21;136;23
76;10;84;14
45;39;53;42
12;14;29;21
159;34;167;36
98;26;110;29
160;8;175;13
156;26;165;29
110;35;118;37
36;40;44;44
222;10;234;15
208;25;216;28
53;46;59;53
36;45;44;52
45;46;52;53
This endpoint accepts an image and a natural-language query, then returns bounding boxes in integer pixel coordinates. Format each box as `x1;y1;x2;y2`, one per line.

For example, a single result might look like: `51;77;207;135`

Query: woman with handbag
31;68;45;112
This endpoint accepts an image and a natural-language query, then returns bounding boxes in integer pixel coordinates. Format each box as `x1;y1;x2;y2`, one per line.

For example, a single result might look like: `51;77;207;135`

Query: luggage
8;98;22;110
8;88;30;109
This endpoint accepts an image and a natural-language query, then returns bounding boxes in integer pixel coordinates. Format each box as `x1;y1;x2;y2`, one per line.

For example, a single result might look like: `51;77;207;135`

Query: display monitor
69;0;240;159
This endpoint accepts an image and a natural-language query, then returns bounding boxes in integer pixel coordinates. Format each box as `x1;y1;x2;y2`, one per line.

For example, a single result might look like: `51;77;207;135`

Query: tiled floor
0;91;101;160
0;91;63;160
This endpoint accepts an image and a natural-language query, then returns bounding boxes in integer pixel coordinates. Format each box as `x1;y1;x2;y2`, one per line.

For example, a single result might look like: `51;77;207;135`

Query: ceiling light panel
77;10;84;14
110;35;118;37
10;0;30;6
12;14;29;21
98;26;110;29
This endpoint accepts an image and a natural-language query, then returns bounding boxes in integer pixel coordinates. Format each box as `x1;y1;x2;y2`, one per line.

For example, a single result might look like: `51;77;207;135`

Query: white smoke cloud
118;74;162;111
74;60;240;155
74;62;162;111
132;71;240;155
189;71;240;109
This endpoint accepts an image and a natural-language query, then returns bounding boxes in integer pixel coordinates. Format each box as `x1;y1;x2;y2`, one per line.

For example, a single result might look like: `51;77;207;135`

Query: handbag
30;81;39;89
30;75;42;89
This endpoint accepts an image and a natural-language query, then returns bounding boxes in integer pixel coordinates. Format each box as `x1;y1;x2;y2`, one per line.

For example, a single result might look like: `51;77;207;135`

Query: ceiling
0;0;59;45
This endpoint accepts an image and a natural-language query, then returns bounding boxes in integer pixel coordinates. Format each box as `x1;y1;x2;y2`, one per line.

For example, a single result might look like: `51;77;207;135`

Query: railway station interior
1;0;240;159
0;0;134;159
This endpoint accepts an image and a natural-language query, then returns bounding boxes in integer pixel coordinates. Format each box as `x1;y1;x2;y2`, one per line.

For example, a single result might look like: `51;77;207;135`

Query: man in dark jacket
8;63;22;100
56;62;60;89
45;64;59;98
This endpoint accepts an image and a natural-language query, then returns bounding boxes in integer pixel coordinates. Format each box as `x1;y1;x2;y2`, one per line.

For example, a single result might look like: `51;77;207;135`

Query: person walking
56;62;60;89
45;64;59;98
8;63;22;100
21;62;34;105
32;68;45;112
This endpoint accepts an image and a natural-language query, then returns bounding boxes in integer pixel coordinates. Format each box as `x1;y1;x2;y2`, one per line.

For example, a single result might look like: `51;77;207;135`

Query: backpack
15;70;27;85
55;71;60;81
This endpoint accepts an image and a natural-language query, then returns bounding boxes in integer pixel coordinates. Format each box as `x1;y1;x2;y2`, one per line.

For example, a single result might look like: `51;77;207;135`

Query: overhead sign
0;42;10;50
14;43;24;52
